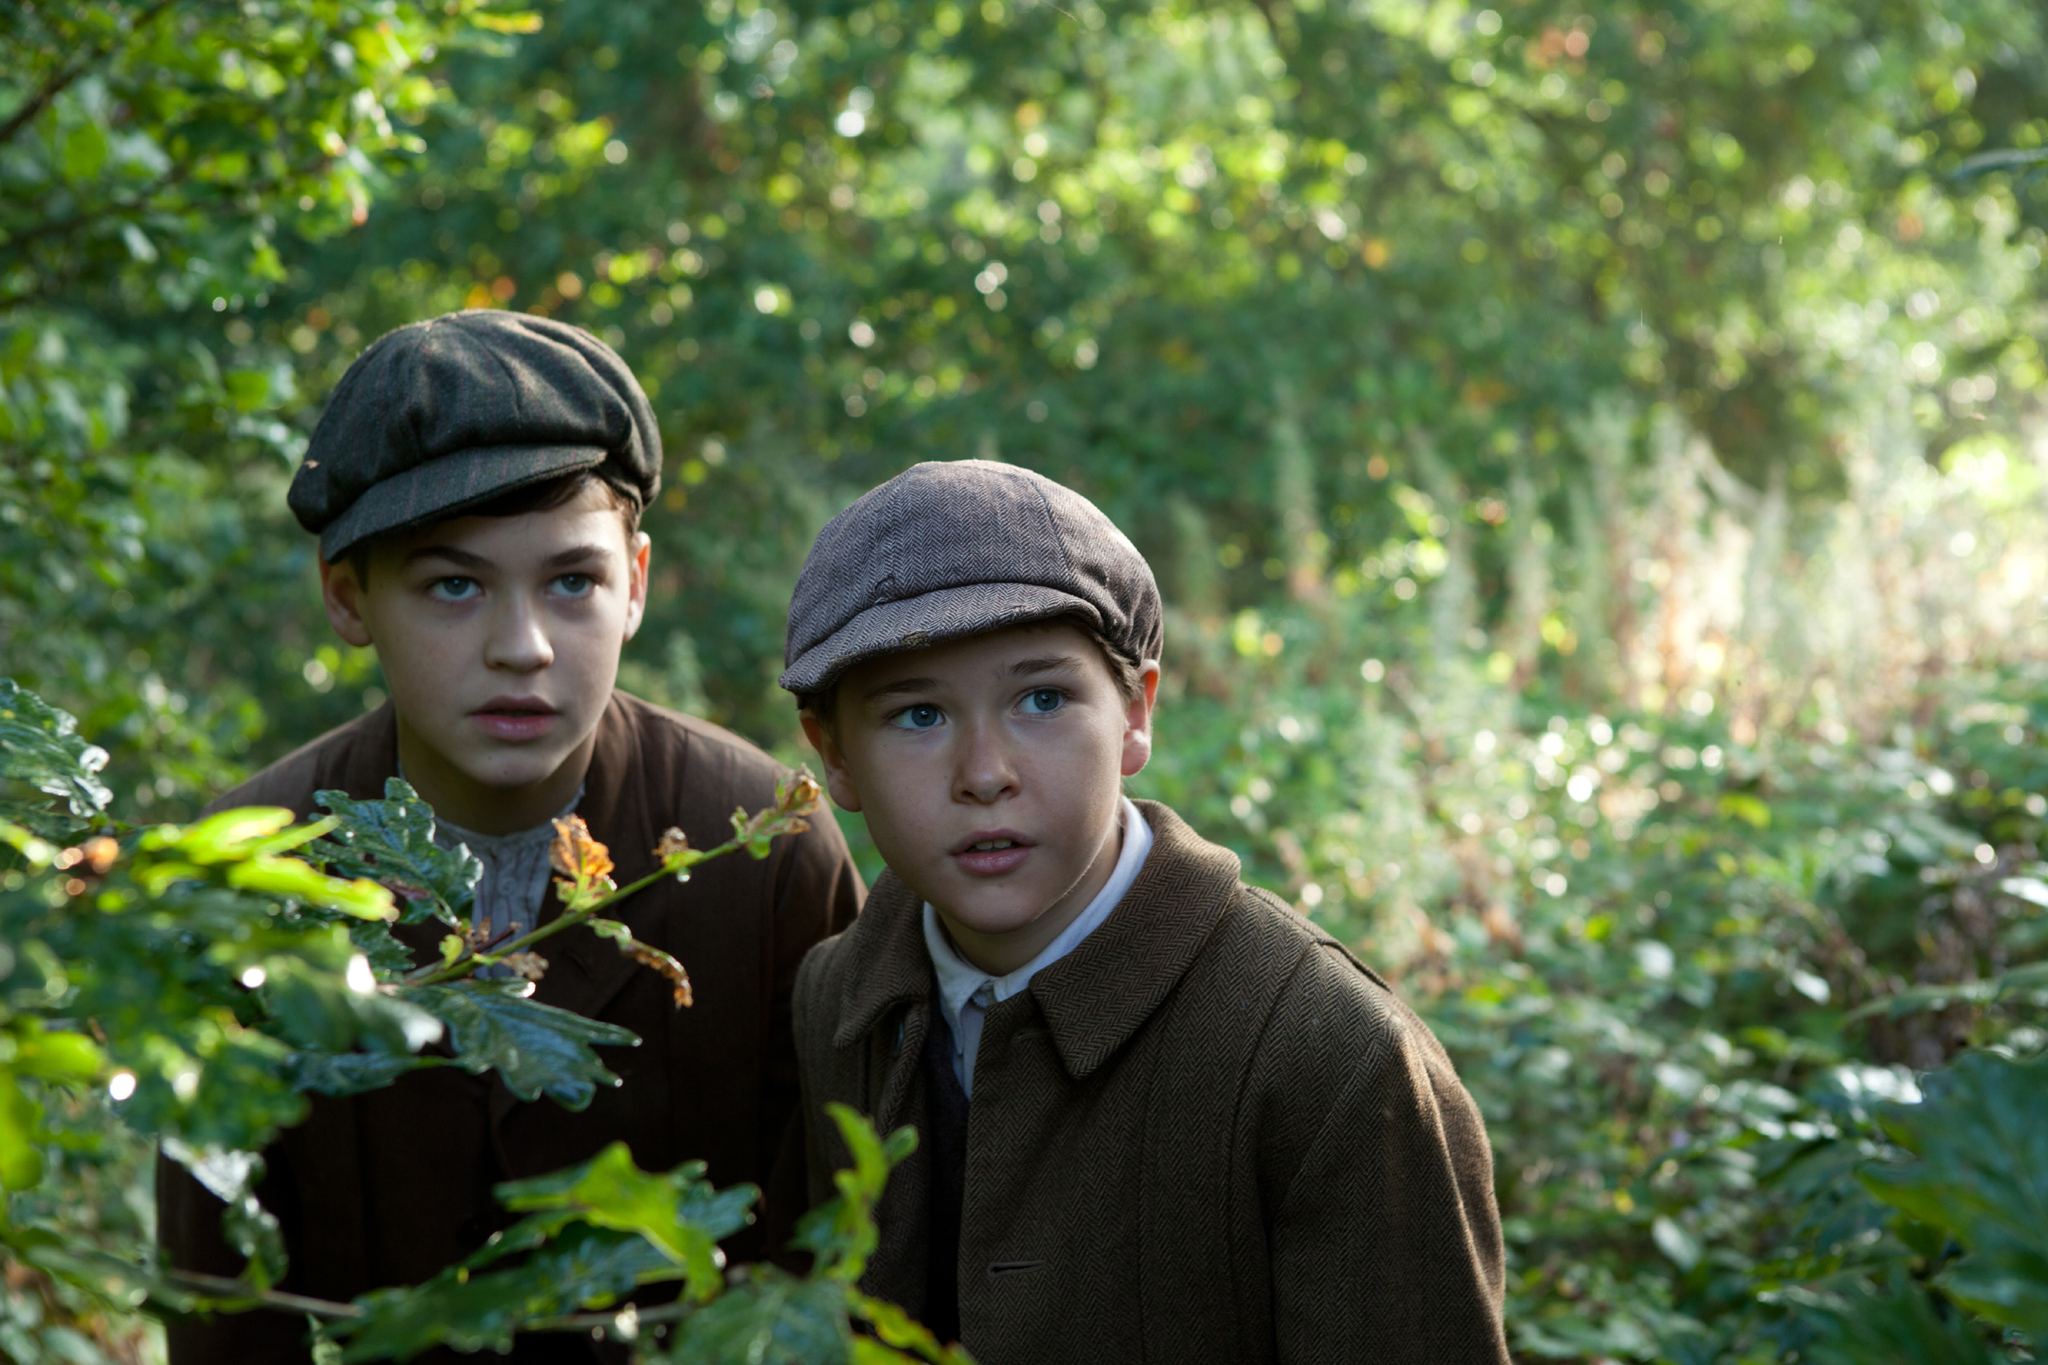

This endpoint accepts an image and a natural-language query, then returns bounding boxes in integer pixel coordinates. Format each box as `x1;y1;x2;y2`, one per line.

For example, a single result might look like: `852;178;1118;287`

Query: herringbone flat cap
290;310;661;559
780;460;1163;694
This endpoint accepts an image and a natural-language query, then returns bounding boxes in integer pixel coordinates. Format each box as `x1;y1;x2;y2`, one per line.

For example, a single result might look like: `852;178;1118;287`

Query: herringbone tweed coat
794;800;1510;1363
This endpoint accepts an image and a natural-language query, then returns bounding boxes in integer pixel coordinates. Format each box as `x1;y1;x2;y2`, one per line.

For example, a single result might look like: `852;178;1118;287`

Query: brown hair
347;469;641;582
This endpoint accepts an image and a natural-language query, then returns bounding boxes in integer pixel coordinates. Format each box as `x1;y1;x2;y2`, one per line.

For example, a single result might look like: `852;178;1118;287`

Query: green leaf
8;1020;104;1085
283;1050;433;1096
261;956;442;1055
1805;1276;2009;1365
340;1223;673;1361
1717;793;1771;829
848;1291;976;1363
162;1139;287;1288
311;780;482;926
1862;1049;2048;1337
400;980;638;1109
495;1141;754;1301
792;1106;918;1284
0;678;112;817
59;121;109;181
663;1269;850;1365
0;1068;48;1194
349;920;418;977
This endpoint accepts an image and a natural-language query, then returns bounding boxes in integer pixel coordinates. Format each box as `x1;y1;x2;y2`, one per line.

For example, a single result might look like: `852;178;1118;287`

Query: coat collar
831;800;1243;1082
337;702;401;802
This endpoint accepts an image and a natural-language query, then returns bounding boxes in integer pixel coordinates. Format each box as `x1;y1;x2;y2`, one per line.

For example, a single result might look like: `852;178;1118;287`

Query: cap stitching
1022;471;1089;621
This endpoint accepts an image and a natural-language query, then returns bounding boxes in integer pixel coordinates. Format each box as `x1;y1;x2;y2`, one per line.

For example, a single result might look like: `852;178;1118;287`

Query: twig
408;831;757;986
160;1268;363;1320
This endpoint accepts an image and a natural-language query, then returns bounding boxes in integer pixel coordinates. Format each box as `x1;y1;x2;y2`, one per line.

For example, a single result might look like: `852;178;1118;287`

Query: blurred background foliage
4;0;2048;1359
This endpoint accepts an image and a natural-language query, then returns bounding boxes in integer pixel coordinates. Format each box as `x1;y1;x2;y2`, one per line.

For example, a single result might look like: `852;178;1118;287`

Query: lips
951;829;1035;877
471;696;559;742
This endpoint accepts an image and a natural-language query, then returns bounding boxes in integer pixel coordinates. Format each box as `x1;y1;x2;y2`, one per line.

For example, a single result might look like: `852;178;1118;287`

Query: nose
483;591;554;674
953;716;1020;806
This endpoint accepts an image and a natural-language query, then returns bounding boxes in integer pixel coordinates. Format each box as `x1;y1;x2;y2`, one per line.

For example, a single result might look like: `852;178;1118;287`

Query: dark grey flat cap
780;459;1163;694
290;310;661;560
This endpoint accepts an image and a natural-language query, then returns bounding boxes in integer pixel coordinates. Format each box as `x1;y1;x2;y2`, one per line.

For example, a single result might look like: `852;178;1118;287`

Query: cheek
363;602;460;693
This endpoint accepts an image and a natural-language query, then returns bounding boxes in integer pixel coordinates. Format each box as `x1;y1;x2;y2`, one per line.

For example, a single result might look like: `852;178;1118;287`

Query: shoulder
1210;887;1480;1181
203;706;396;819
794;872;921;1049
608;691;792;805
1195;881;1455;1119
1205;880;1405;1048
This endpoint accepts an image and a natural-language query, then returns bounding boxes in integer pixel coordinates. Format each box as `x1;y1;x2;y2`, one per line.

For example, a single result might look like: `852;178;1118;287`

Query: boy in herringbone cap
783;459;1509;1363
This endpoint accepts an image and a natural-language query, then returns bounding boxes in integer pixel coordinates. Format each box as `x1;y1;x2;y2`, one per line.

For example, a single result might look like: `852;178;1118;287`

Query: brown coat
794;801;1508;1364
159;692;863;1363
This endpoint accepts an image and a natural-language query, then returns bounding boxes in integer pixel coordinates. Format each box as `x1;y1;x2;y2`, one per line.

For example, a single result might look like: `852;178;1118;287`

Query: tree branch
160;1268;363;1320
0;0;180;149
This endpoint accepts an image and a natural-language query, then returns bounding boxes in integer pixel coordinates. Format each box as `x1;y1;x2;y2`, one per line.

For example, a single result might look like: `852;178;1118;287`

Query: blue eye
1020;688;1066;715
889;704;944;731
553;573;595;597
428;577;479;602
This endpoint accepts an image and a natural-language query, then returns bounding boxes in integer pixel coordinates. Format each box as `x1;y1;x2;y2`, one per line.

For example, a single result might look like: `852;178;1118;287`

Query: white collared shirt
921;796;1154;1099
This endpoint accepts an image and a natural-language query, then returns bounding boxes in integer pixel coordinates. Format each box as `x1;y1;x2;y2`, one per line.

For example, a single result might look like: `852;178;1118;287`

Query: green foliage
399;980;635;1109
7;0;2048;1360
1863;1050;2048;1339
0;679;112;830
332;1106;955;1365
335;1143;754;1360
3;681;952;1361
310;779;484;928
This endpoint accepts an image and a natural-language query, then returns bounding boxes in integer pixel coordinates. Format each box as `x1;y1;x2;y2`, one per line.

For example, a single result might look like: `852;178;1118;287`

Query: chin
464;750;572;790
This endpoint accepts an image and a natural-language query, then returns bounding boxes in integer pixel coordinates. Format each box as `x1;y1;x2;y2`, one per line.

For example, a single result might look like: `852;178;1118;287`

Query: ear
800;712;863;813
319;557;375;649
620;531;652;642
1119;660;1162;778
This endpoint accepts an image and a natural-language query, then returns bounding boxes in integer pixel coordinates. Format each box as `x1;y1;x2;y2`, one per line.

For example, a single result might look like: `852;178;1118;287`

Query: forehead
842;619;1106;695
368;483;631;568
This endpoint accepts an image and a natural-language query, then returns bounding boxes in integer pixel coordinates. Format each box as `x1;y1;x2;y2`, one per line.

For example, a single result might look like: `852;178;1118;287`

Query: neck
394;720;597;836
937;806;1124;977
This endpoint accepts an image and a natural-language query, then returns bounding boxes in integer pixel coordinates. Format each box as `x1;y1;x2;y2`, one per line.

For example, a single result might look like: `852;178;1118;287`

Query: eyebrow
1000;654;1084;678
863;676;940;701
404;544;491;570
541;544;611;570
402;544;610;571
860;655;1081;702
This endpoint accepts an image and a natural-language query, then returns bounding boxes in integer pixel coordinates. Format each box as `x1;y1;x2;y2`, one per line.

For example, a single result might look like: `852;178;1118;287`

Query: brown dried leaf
776;767;823;820
625;942;693;1008
654;826;691;858
500;952;548;982
550;815;614;884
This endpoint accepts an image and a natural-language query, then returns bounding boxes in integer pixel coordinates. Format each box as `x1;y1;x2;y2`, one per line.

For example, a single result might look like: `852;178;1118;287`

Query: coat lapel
829;872;934;1051
1026;800;1243;1082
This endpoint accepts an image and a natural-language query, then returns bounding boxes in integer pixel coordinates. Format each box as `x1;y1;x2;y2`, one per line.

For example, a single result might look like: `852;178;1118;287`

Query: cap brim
778;582;1103;694
318;443;609;560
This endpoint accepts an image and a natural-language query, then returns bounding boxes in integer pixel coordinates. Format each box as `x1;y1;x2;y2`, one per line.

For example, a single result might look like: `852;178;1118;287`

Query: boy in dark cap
159;310;862;1363
785;461;1509;1363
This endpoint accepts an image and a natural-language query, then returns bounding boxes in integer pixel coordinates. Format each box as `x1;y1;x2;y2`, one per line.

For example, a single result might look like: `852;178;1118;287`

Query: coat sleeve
757;813;864;1254
1268;972;1510;1365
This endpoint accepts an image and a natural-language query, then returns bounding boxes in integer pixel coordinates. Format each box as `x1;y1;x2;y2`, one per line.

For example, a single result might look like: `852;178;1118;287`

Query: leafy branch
2;678;973;1361
404;766;824;993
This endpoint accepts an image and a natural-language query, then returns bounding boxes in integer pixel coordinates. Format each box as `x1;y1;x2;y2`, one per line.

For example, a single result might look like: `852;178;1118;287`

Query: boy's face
805;621;1159;975
318;482;650;834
